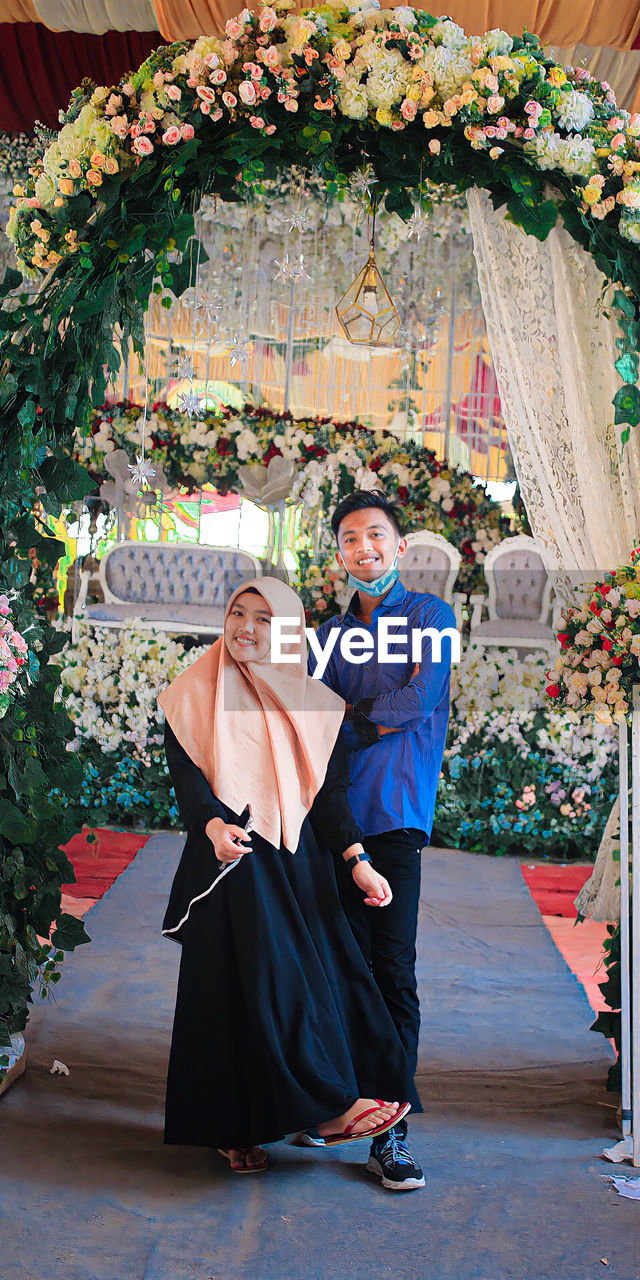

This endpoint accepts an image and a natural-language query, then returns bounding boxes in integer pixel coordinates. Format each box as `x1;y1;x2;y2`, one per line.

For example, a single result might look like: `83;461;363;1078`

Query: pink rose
132;136;154;156
238;80;257;105
249;115;265;129
196;85;216;103
181;123;195;140
487;94;504;113
225;18;243;38
400;98;417;122
611;132;626;151
284;98;299;112
262;45;280;68
265;123;276;134
0;596;10;617
166;84;182;101
523;127;535;140
259;5;277;31
428;138;441;154
211;107;223;121
210;68;227;85
153;71;165;88
162;125;181;145
204;52;220;67
243;61;262;79
110;115;129;138
222;91;238;109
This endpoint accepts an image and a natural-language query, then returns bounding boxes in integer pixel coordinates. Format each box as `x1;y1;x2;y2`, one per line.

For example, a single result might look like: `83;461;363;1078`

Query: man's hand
206;816;252;864
351;860;393;908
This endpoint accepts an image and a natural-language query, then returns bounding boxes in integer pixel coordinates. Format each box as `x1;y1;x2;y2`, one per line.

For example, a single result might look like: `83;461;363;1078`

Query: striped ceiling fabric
33;0;157;32
0;0;639;47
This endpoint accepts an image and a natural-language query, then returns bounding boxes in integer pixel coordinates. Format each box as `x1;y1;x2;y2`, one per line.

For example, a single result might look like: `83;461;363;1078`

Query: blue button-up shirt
310;579;455;839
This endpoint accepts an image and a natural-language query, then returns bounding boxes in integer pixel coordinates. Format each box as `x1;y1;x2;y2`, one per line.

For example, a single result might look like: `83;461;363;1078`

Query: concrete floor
0;836;636;1280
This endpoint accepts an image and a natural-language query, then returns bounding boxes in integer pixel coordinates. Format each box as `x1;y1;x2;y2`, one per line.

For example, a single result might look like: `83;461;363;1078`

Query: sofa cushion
471;619;555;641
103;544;259;606
85;602;226;631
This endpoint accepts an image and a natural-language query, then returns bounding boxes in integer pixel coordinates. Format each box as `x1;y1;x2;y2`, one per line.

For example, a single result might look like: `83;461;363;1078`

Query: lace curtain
467;186;640;578
467;188;640;922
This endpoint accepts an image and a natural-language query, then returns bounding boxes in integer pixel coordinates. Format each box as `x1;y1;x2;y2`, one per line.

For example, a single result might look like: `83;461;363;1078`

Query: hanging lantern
335;245;402;347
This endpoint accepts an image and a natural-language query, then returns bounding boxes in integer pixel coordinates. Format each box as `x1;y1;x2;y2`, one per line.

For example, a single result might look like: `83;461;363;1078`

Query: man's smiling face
336;506;406;582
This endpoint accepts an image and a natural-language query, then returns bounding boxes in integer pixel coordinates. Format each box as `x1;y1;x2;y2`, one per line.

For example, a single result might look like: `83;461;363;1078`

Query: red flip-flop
320;1101;411;1148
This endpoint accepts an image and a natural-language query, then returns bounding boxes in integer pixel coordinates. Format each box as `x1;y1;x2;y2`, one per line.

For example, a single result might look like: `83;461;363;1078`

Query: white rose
393;6;416;27
339;76;369;119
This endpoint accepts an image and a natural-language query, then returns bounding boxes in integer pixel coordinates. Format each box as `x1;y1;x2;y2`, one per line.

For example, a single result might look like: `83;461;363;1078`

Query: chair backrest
484;535;551;622
398;531;461;603
100;542;262;606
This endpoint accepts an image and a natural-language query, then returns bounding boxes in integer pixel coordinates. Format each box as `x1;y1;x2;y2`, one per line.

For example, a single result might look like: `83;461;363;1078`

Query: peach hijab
157;577;346;852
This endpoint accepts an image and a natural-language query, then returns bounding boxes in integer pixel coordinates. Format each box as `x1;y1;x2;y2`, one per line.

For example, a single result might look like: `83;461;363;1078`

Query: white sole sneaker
293;1130;327;1147
366;1154;426;1191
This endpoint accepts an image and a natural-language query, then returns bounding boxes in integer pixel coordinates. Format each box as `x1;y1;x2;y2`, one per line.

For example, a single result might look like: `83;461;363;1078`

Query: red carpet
520;862;609;1015
519;863;592;918
62;828;151;905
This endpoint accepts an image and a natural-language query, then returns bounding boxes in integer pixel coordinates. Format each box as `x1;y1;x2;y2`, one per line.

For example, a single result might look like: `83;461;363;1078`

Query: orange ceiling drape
2;0;640;52
153;0;640;49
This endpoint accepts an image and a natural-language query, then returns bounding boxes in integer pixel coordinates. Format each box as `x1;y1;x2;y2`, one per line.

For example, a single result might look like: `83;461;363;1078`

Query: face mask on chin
346;542;401;599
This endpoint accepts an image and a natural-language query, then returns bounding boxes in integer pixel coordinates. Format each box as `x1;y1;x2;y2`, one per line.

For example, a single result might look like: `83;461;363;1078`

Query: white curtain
467;186;640;578
468;187;640;923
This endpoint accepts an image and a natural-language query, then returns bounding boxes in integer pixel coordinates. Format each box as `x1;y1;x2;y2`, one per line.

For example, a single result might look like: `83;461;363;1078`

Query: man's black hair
331;488;404;540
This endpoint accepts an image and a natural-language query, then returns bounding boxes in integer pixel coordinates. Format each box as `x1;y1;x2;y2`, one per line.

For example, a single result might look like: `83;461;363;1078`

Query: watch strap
344;851;371;869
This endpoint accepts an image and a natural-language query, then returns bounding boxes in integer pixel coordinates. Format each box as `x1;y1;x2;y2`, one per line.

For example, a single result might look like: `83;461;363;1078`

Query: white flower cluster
59;624;207;755
449;645;614;772
554;89;595;133
531;131;598;179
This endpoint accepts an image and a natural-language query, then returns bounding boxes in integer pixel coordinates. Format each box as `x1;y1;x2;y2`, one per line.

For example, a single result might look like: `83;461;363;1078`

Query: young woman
158;577;418;1174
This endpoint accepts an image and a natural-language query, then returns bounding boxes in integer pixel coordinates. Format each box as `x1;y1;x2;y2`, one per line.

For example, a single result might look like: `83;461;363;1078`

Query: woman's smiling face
225;591;273;663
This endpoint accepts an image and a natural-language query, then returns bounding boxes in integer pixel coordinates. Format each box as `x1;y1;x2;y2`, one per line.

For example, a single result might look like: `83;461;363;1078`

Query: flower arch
3;0;640;1062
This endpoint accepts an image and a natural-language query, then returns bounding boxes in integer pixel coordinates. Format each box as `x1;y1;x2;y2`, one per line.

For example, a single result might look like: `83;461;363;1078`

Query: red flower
589;601;600;614
558;633;570;649
602;638;613;651
369;457;383;472
613;655;623;665
397;486;408;501
216;437;231;456
263;444;283;465
546;683;560;698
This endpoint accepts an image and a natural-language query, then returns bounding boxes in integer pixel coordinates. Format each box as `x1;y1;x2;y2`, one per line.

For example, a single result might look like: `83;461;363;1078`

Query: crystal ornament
336;248;401;347
274;252;311;283
176;389;206;416
174;352;194;381
127;454;157;488
228;334;252;368
348;165;378;206
406;205;432;242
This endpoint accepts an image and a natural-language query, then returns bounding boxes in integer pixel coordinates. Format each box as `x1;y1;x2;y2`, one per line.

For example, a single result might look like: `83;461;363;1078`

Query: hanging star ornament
406;204;432;242
128;454;156;488
174;352;194;381
228;334;252;368
176;389;206;417
287;206;311;233
274;252;312;284
197;291;222;326
347;165;378;206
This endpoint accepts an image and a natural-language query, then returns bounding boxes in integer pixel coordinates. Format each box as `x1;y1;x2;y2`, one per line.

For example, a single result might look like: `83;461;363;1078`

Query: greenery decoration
3;0;640;1076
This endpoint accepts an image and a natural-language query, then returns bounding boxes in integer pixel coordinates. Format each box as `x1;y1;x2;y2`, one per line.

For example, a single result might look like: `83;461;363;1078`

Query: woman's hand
206;816;252;864
351;860;393;908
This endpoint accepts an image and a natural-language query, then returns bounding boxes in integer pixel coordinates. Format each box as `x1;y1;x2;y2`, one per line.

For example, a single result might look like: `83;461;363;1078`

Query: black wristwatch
344;851;371;869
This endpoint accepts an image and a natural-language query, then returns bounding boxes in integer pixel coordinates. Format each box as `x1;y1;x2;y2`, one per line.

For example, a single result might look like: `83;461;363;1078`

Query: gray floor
0;836;636;1280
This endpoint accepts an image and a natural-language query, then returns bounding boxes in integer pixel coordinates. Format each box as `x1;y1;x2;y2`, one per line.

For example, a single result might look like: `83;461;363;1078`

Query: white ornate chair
73;541;262;641
468;534;559;651
398;530;465;628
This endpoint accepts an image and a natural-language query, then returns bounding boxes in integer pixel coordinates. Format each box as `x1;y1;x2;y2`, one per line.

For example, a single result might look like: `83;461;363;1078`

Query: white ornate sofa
398;530;466;627
468;534;559;650
73;541;262;640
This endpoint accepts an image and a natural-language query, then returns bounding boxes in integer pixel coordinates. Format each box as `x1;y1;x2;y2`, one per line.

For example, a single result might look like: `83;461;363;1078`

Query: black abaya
163;723;420;1150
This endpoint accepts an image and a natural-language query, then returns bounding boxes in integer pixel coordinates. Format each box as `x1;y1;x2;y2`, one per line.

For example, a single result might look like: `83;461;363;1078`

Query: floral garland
7;3;640;275
547;546;640;725
77;399;509;605
0;594;29;717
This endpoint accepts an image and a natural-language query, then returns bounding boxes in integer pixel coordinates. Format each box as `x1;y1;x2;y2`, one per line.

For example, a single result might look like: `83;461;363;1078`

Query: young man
308;489;456;1192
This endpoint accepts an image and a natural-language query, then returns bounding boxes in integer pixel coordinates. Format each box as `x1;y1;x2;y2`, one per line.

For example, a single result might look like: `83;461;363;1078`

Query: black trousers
335;828;424;1078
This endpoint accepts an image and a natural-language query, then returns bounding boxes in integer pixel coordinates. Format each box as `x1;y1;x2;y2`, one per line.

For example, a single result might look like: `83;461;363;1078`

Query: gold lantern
335;244;402;347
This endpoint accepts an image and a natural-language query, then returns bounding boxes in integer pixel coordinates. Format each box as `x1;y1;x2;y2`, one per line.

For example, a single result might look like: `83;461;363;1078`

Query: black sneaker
366;1125;425;1192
